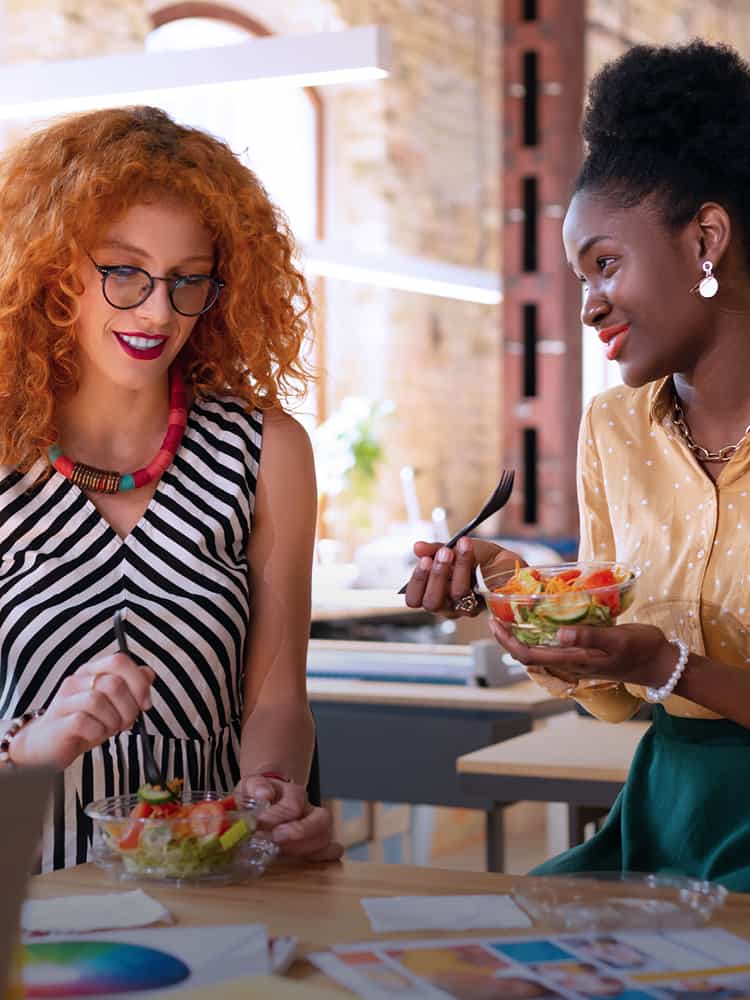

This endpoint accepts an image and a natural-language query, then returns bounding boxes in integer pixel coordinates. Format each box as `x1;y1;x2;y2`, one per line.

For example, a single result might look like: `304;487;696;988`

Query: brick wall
587;0;750;76
318;0;503;549
4;0;150;61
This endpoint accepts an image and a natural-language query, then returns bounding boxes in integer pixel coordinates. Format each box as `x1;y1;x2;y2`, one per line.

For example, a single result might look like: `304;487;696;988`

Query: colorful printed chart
22;940;190;997
312;928;750;1000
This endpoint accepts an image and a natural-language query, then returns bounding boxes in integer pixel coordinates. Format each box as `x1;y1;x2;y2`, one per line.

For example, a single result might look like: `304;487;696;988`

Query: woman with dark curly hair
0;106;340;870
406;40;750;889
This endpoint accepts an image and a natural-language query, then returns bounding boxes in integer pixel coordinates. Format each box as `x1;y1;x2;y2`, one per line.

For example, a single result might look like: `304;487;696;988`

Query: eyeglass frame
86;251;225;317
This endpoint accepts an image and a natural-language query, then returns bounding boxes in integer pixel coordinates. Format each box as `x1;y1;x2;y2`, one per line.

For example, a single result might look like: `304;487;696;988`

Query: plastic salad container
512;872;727;930
478;561;640;646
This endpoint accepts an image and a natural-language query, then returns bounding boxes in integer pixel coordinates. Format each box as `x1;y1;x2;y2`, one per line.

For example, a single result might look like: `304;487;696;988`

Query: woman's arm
239;408;316;785
668;653;750;727
493;617;750;729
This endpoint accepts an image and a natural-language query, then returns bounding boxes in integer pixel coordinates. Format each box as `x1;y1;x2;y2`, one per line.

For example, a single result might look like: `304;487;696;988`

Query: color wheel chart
22;940;190;997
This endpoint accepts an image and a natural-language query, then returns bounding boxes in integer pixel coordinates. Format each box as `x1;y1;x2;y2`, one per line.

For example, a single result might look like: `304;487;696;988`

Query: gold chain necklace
671;394;750;463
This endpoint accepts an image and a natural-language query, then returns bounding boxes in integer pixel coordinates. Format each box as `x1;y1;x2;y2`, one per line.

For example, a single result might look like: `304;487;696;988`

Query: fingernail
457;537;471;554
436;547;452;563
557;628;576;645
419;556;432;571
273;827;290;843
144;696;152;710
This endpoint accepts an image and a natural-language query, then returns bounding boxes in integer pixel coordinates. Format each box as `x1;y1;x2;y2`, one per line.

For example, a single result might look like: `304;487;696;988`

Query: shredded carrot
495;564;629;597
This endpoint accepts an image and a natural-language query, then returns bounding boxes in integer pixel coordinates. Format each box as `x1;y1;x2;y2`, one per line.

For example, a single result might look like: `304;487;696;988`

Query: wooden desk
29;861;750;992
308;677;566;714
307;655;571;871
458;715;650;851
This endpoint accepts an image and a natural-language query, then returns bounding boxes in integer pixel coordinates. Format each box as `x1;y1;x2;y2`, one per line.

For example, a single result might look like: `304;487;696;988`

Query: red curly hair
0;105;314;472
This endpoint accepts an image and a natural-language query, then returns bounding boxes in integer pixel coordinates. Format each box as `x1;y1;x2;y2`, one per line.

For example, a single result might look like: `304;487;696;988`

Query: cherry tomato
119;801;152;850
150;801;181;819
557;569;582;583
580;569;617;589
189;801;225;838
488;594;515;623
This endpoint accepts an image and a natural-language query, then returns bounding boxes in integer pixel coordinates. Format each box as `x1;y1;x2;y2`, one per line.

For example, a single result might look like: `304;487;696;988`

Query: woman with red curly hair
0;105;339;870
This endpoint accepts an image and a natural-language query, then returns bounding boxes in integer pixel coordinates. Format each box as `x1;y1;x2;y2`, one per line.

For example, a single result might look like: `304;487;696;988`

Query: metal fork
113;609;165;788
397;468;515;594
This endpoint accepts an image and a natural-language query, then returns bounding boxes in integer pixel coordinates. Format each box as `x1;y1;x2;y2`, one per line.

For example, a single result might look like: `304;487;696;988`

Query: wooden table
308;677;566;713
29;861;750;992
457;715;650;850
308;666;571;871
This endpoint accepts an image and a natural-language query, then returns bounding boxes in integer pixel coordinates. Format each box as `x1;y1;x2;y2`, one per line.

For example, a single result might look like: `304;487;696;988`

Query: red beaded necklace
48;366;188;495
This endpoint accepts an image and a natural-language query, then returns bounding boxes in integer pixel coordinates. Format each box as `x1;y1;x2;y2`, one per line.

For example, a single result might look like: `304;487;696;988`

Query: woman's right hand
403;536;524;617
11;654;155;771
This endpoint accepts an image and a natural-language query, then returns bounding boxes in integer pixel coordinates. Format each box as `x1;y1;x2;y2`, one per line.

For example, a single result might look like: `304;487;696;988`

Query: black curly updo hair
576;39;750;262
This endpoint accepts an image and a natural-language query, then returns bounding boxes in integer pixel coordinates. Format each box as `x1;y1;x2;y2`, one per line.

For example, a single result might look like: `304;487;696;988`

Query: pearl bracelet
644;639;689;704
0;709;45;768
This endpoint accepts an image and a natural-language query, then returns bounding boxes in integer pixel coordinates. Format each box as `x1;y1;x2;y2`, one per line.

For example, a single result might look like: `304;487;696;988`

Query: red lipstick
114;331;168;361
597;323;630;361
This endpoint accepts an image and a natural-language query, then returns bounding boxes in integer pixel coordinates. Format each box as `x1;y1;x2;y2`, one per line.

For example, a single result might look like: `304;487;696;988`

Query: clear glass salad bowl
86;789;277;885
477;561;640;646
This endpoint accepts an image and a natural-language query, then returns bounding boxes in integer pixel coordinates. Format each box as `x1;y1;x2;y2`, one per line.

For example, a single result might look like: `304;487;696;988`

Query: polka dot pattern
578;380;750;719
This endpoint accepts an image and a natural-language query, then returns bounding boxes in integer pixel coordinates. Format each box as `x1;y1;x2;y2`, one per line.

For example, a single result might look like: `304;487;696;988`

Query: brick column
500;0;584;546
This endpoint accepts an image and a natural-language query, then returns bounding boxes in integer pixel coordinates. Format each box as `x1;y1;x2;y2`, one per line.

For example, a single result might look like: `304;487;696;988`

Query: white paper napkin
361;894;533;933
22;890;172;933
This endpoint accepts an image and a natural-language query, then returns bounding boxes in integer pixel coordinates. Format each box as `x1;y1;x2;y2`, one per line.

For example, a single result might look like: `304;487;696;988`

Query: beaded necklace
48;366;188;494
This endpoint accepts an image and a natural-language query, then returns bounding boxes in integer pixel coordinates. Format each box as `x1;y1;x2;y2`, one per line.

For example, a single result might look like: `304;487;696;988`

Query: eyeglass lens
103;268;218;316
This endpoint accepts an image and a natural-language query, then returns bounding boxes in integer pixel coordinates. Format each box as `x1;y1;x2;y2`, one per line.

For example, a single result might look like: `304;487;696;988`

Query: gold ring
452;592;480;615
89;673;102;692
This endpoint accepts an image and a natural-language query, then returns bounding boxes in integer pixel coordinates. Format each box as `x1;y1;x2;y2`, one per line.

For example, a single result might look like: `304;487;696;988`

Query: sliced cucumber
511;601;527;625
536;593;591;624
137;783;177;805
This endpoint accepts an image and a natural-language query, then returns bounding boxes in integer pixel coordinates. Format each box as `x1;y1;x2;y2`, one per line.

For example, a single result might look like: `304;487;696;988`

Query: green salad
485;564;637;647
100;782;256;880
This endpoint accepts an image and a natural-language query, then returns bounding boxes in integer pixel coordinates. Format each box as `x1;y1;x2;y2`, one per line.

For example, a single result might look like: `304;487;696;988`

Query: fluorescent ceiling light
301;241;501;305
0;25;390;121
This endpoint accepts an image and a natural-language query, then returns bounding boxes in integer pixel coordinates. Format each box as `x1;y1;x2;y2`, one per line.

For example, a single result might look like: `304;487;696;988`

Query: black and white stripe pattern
0;397;261;870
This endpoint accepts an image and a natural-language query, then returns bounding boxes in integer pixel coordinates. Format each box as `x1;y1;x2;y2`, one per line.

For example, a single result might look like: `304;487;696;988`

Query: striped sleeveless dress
0;396;261;871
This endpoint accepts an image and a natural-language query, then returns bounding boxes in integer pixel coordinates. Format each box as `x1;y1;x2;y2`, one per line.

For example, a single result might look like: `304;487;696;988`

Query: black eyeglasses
87;253;225;317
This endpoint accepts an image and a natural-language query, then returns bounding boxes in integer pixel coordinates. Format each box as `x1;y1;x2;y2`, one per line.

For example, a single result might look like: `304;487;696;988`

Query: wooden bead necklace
48;366;188;494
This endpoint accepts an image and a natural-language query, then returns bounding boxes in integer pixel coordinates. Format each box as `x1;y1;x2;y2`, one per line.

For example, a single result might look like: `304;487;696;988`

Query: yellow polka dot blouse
572;377;750;721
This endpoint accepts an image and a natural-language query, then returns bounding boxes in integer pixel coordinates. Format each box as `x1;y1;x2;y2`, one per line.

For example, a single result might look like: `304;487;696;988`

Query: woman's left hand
235;775;343;861
488;619;677;689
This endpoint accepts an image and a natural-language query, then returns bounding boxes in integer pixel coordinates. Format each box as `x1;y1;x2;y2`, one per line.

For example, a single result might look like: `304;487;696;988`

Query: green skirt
529;706;750;892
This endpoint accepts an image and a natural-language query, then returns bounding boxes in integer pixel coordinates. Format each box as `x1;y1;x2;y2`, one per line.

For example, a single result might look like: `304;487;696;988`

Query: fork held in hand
397;468;515;595
113;609;165;788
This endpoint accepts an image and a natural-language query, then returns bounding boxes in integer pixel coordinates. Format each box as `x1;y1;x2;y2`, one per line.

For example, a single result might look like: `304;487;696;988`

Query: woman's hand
11;654;154;771
488;619;678;689
404;537;523;617
236;774;343;861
